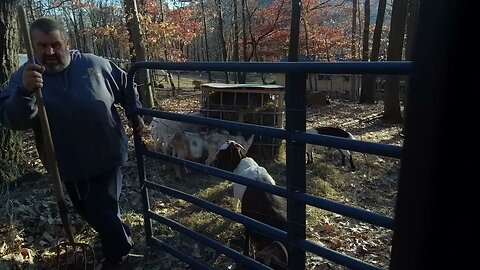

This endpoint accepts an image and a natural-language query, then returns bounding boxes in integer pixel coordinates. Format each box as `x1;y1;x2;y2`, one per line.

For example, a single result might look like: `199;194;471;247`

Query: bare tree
232;0;240;83
360;0;374;103
362;0;387;103
124;0;154;106
239;0;248;83
214;0;229;83
200;0;212;81
400;0;420;134
350;0;358;98
1;0;30;182
383;0;408;123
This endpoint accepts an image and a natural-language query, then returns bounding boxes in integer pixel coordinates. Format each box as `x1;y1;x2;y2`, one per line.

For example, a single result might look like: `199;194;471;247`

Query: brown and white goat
149;112;204;155
215;141;287;257
204;132;255;166
170;131;205;179
215;140;274;210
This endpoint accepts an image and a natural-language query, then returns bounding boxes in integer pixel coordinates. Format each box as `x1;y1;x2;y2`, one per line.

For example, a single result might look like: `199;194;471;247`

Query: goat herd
148;115;357;269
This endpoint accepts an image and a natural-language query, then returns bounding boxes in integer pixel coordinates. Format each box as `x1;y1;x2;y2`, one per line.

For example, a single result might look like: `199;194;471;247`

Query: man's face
31;29;71;73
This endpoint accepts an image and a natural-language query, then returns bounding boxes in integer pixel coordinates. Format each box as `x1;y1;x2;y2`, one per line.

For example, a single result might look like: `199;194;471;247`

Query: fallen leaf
320;223;336;234
0;242;7;254
18;247;31;258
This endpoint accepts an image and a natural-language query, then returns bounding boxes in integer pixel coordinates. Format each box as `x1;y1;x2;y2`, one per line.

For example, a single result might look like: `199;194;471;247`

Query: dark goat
306;126;356;170
215;141;288;259
255;241;288;270
236;241;288;270
241;186;288;256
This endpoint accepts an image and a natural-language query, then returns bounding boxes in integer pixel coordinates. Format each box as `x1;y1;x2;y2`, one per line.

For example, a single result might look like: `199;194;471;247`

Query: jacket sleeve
105;60;143;121
0;67;38;130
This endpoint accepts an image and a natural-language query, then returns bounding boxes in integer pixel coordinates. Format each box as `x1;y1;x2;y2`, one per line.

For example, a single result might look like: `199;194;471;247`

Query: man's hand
131;117;146;135
22;63;45;93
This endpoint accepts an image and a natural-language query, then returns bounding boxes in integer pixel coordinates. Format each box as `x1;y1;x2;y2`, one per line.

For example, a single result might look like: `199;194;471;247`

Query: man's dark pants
64;167;132;262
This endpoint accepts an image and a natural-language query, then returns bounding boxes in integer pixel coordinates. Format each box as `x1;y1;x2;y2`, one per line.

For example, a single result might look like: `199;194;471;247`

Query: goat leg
340;150;346;166
172;148;184;180
349;157;356;171
243;231;250;256
306;152;313;164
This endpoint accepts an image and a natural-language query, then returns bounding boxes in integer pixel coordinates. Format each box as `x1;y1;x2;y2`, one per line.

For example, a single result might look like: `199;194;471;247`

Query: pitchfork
17;6;95;269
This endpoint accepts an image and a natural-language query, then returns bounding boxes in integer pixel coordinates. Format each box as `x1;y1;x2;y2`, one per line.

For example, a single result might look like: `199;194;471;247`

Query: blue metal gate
126;61;410;270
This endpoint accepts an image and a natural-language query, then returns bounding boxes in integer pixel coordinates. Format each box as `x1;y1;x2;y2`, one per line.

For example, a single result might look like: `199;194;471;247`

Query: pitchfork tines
56;241;95;270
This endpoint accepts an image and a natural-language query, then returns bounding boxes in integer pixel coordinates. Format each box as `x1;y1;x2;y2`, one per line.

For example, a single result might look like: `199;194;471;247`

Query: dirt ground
0;91;403;270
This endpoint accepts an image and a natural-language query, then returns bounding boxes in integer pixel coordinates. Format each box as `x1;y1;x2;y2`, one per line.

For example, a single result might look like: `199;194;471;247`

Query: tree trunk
360;0;374;103
405;0;419;60
383;0;408;123
214;0;229;83
232;0;240;83
124;0;154;108
363;0;387;102
350;0;358;98
239;0;248;83
1;0;29;183
401;0;419;133
200;0;212;81
78;10;89;52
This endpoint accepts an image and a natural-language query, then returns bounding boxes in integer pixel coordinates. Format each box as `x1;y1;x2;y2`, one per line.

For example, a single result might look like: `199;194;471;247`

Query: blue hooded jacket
0;50;142;180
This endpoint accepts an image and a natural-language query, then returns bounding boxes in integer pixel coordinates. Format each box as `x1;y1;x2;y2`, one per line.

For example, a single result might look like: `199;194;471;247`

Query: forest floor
0;90;403;270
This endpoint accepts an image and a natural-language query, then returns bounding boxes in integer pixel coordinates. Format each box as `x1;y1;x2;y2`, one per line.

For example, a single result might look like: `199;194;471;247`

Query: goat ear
224;143;246;171
232;143;247;159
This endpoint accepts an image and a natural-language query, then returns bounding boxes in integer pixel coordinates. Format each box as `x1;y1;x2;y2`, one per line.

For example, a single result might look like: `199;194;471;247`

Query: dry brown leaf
18;247;30;258
320;223;336;234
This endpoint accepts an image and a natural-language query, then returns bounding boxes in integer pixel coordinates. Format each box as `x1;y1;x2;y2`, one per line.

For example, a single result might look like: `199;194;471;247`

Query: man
0;17;144;269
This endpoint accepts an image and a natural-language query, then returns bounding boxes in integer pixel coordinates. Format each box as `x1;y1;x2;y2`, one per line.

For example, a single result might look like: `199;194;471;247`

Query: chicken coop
200;83;285;156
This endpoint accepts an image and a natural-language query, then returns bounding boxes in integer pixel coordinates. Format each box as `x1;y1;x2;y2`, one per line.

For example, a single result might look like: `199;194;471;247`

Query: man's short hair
29;17;68;39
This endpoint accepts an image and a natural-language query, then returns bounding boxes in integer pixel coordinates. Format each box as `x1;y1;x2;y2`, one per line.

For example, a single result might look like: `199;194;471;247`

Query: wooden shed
200;83;285;155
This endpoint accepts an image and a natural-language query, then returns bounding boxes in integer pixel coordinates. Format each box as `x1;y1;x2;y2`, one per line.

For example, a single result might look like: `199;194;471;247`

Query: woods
6;0;388;65
1;0;414;113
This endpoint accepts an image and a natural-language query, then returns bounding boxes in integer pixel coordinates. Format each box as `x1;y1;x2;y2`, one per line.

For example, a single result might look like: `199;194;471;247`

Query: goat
149;112;204;155
192;80;202;90
306;127;356;170
215;140;273;210
241;185;287;257
236;241;288;270
255;241;288;270
215;141;287;257
204;132;255;166
170;131;205;179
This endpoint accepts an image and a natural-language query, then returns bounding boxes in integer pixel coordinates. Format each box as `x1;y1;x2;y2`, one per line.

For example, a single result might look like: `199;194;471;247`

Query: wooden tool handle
17;6;75;244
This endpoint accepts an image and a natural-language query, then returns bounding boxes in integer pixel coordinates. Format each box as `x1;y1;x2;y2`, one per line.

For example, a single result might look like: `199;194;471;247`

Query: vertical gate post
285;72;307;269
391;0;465;269
127;68;153;245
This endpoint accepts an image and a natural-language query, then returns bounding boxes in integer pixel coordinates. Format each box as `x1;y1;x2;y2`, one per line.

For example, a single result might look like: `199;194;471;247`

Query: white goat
233;157;275;210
